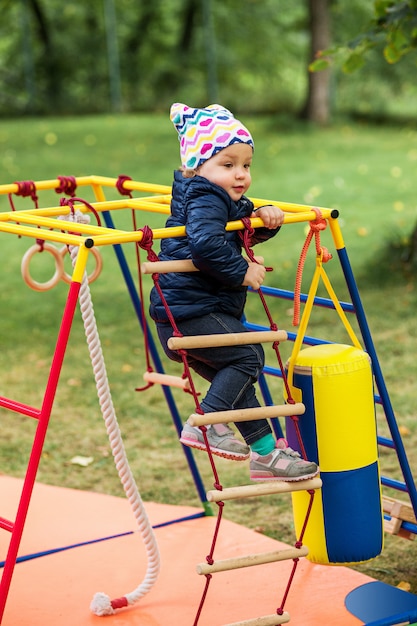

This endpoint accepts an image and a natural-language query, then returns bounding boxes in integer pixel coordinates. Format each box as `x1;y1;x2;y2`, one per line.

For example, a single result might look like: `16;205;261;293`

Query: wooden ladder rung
142;259;198;274
141;256;264;275
197;545;308;575
206;477;322;502
224;612;290;626
167;330;288;351
188;403;304;427
383;495;417;540
143;370;191;390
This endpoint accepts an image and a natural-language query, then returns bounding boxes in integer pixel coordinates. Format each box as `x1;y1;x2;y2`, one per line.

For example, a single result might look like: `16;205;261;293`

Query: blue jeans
156;312;272;446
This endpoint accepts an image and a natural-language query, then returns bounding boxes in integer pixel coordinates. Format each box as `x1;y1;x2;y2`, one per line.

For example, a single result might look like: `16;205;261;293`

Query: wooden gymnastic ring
59;245;103;284
21;243;64;292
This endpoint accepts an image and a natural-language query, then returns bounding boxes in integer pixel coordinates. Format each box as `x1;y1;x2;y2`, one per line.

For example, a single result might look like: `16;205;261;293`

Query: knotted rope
293;208;332;327
8;180;39;213
55;175;77;197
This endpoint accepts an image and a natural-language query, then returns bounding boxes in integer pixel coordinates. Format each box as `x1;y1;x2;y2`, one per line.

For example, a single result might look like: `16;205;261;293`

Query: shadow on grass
357;233;417;288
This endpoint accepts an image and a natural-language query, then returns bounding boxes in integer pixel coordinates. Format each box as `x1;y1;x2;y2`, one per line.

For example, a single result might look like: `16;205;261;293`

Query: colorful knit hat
170;102;254;169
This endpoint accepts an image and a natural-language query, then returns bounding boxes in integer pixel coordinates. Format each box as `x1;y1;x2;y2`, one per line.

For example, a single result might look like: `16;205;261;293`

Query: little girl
149;103;318;482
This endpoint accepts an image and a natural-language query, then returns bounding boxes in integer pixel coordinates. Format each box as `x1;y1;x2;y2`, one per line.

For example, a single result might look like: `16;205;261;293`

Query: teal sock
251;434;275;456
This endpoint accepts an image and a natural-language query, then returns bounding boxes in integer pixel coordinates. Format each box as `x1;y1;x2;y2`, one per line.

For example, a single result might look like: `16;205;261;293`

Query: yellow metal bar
0;175;171;197
0;198;167;217
127;200;171;214
328;213;346;250
89;175;171;195
0;176;98;195
251;196;335;216
0;221;83;245
0;208;335;247
0;175;342;249
71;241;91;284
0;211;122;237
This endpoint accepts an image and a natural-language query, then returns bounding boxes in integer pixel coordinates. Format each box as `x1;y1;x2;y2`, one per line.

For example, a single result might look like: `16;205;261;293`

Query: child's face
197;143;252;202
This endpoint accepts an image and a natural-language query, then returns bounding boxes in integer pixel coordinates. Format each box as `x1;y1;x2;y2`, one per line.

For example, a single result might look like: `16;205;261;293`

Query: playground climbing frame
0;175;416;625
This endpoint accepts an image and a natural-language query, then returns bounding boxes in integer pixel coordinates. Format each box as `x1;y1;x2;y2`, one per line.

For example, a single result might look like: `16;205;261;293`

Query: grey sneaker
180;422;250;461
250;438;319;482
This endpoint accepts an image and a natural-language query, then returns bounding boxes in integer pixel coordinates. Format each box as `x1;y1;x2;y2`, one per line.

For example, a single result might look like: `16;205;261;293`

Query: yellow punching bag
285;343;383;565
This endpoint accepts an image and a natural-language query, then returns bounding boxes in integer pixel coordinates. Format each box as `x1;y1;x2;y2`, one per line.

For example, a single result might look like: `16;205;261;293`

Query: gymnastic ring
21;243;64;292
59;245;103;284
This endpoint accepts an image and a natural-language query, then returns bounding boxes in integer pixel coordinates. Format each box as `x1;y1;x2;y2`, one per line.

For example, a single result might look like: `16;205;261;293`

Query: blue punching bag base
345;581;417;625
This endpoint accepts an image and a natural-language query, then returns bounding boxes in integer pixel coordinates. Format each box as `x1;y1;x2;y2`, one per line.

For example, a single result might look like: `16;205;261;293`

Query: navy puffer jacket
149;170;279;323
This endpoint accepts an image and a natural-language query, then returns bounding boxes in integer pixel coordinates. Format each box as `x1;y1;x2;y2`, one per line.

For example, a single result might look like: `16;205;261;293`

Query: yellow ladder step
188;403;304;427
206;477;322;502
167;330;287;350
197;545;308;575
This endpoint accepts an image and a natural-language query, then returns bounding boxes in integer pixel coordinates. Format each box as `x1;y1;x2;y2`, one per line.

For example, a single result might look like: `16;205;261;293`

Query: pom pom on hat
170;103;254;169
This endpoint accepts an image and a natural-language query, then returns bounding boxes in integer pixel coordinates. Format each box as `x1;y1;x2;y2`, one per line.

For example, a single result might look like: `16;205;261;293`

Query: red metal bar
0;397;40;419
0;280;81;624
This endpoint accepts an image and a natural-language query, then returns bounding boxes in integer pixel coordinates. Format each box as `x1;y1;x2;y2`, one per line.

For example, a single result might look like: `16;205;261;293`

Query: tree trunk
28;0;60;111
300;0;331;124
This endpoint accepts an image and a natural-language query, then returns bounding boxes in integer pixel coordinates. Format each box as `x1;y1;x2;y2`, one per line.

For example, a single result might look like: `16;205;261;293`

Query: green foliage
0;0;415;121
311;0;417;74
0;0;311;117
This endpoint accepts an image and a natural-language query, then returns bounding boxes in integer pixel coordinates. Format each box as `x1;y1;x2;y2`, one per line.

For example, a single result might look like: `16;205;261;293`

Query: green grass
1;113;417;594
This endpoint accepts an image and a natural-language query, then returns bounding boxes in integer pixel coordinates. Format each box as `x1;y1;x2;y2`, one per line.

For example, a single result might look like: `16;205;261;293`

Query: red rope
8;180;39;211
238;217;311;453
136;227;205;407
278;489;316;613
141;221;317;625
59;196;102;227
116;174;133;198
193;501;224;626
55;176;77;197
292;208;332;327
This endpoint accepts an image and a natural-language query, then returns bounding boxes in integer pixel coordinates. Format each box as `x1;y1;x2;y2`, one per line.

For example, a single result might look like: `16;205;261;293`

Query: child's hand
242;262;266;290
253;205;285;229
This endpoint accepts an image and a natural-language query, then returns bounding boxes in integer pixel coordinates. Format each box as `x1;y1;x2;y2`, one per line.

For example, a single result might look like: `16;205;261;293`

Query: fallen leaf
70;456;94;467
397;581;411;591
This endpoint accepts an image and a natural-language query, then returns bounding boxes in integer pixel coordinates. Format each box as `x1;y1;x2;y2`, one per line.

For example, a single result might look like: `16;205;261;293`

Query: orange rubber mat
0;476;373;625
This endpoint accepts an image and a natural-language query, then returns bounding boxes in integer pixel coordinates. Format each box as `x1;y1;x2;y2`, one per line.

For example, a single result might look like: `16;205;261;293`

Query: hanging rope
57;209;160;616
286;209;363;395
293;208;332;327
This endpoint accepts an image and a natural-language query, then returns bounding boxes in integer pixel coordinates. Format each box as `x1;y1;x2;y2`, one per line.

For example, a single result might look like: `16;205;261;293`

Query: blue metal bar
381;476;408;493
336;245;417;520
378;436;396;450
101;211;209;509
244;321;333;347
384;515;417;536
257;372;284;439
248;285;355;313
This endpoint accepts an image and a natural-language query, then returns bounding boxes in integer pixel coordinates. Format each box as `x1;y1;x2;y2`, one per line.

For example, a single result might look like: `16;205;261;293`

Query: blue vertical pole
337;245;417;519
